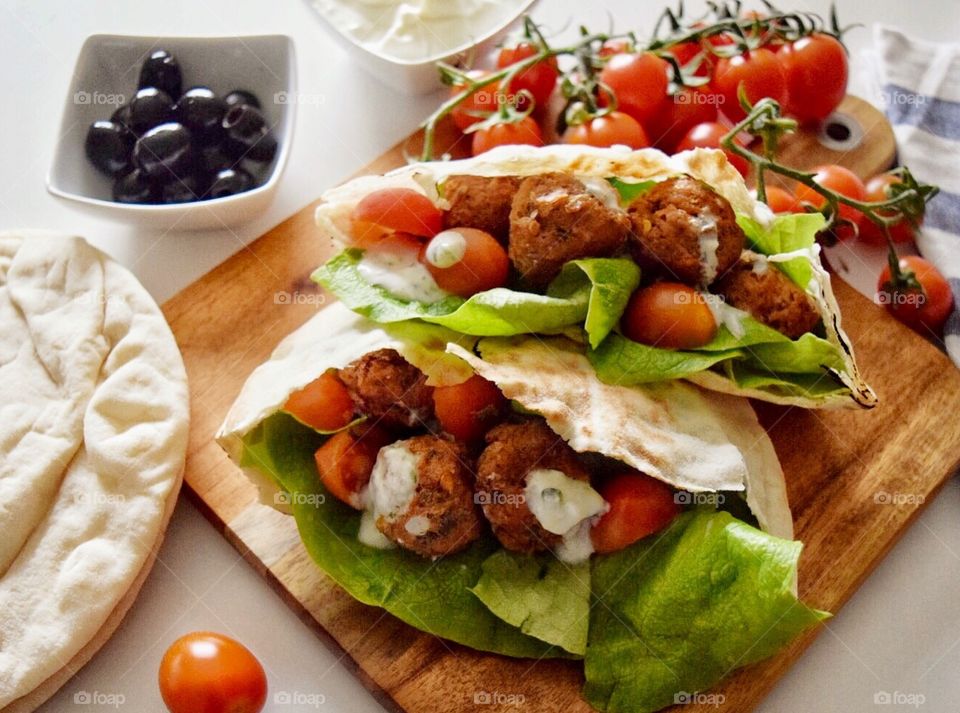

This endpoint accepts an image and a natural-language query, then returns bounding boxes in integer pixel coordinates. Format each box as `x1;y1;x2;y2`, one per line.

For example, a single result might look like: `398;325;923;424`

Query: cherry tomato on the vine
712;47;787;122
794;165;866;240
471;116;543;155
757;185;800;214
675;121;750;178
599;38;634;58
599;52;670;125
858;173;920;246
779;33;848;123
645;85;719;153
450;71;499;132
877;255;953;335
562;111;649;149
497;41;559;109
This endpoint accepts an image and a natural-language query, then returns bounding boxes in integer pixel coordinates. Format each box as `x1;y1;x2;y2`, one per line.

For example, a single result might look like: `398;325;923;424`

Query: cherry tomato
420;227;509;297
712;47;787;122
877;255;953;336
433;375;507;443
665;40;713;78
351;188;442;240
471;116;543;155
497;41;559;109
779;34;848;123
598;39;633;58
858;173;919;246
645;86;719;153
675;121;750;178
562;111;649;149
621;282;718;350
283;371;354;432
599;52;670;125
757;185;800;214
591;473;680;554
159;632;267;713
794;165;866;240
314;425;394;509
451;70;498;132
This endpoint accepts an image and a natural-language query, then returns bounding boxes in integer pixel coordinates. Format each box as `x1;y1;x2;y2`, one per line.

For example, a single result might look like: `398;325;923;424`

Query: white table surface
3;0;959;711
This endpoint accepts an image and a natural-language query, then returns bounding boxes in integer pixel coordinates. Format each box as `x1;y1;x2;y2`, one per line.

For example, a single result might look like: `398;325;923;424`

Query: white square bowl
47;34;296;231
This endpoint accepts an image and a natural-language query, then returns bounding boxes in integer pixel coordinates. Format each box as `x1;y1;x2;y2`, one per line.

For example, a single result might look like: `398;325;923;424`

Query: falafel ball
476;420;592;554
627;175;745;286
371;435;483;557
509;173;631;289
442;174;520;243
714;256;821;339
340;349;434;429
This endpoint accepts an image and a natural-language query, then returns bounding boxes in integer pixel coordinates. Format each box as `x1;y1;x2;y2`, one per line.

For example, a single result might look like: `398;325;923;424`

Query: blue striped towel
875;26;960;364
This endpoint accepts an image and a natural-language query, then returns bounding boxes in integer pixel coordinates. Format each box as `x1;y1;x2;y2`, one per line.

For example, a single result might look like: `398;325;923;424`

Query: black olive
85;120;133;177
161;173;205;204
194;142;235;175
113;170;159;204
128;87;174;133
223;89;261;110
176;86;226;141
221;104;276;163
206;167;254;199
139;50;182;99
110;104;137;141
133;122;193;179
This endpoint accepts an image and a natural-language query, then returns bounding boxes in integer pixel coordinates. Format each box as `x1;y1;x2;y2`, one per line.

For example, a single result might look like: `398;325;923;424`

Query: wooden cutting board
161;96;957;713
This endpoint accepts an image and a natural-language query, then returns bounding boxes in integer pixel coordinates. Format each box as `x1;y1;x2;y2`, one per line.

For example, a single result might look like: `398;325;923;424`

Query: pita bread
0;232;188;710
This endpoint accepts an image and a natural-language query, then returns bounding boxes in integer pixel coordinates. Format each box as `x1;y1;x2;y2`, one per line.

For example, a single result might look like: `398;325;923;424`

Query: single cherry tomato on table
420;227;510;297
858;172;920;245
778;33;848;123
675;121;750;178
591;472;681;554
794;164;866;240
471;116;544;155
877;255;953;336
598;52;670;125
621;282;718;350
283;371;354;432
314;425;394;509
756;185;800;214
159;631;267;713
433;375;507;443
711;47;787;122
645;85;719;153
351;188;442;243
496;41;559;109
562;111;649;149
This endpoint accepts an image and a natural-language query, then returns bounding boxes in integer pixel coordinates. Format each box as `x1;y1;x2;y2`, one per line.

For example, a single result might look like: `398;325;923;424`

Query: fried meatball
442;174;520;243
628;175;745;286
371;436;483;557
476;420;592;554
714;256;821;339
509;173;631;288
340;349;434;429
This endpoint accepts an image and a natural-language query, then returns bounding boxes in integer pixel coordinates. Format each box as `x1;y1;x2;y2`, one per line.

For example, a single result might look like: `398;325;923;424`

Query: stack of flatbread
0;232;189;711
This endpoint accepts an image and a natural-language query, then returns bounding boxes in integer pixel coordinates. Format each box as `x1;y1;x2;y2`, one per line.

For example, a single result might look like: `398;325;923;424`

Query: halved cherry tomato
420;227;509;297
675;121;750;178
314;425;393;509
159;632;267;713
794;165;866;240
858;173;919;245
433;375;507;443
562;111;649;149
451;70;498;132
712;47;787;122
621;282;718;350
471;116;544;155
351;188;442;240
591;473;680;554
758;185;800;214
645;86;719;153
599;52;670;125
283;371;354;432
779;34;848;123
877;255;953;336
497;41;559;109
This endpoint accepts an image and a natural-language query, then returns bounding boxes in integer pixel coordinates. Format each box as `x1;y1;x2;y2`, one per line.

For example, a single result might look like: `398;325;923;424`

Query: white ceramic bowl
309;0;536;95
48;34;296;231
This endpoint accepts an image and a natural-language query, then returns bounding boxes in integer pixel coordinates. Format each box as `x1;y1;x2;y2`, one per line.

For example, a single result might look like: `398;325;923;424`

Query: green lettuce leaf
313;249;638;346
241;412;569;659
608;178;656;205
583;510;829;713
737;212;826;286
471;550;591;656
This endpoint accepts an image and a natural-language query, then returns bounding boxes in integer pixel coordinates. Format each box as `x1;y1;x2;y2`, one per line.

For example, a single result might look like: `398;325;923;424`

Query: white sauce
579;176;622;211
313;0;525;62
536;189;569;204
358;509;397;549
424;230;467;269
691;208;720;285
524;469;606;536
405;514;431;537
366;443;420;523
358;245;447;303
704;293;747;339
555;519;597;564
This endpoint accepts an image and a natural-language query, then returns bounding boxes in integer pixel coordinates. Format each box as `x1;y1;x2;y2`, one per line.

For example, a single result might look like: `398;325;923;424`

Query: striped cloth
874;26;960;364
